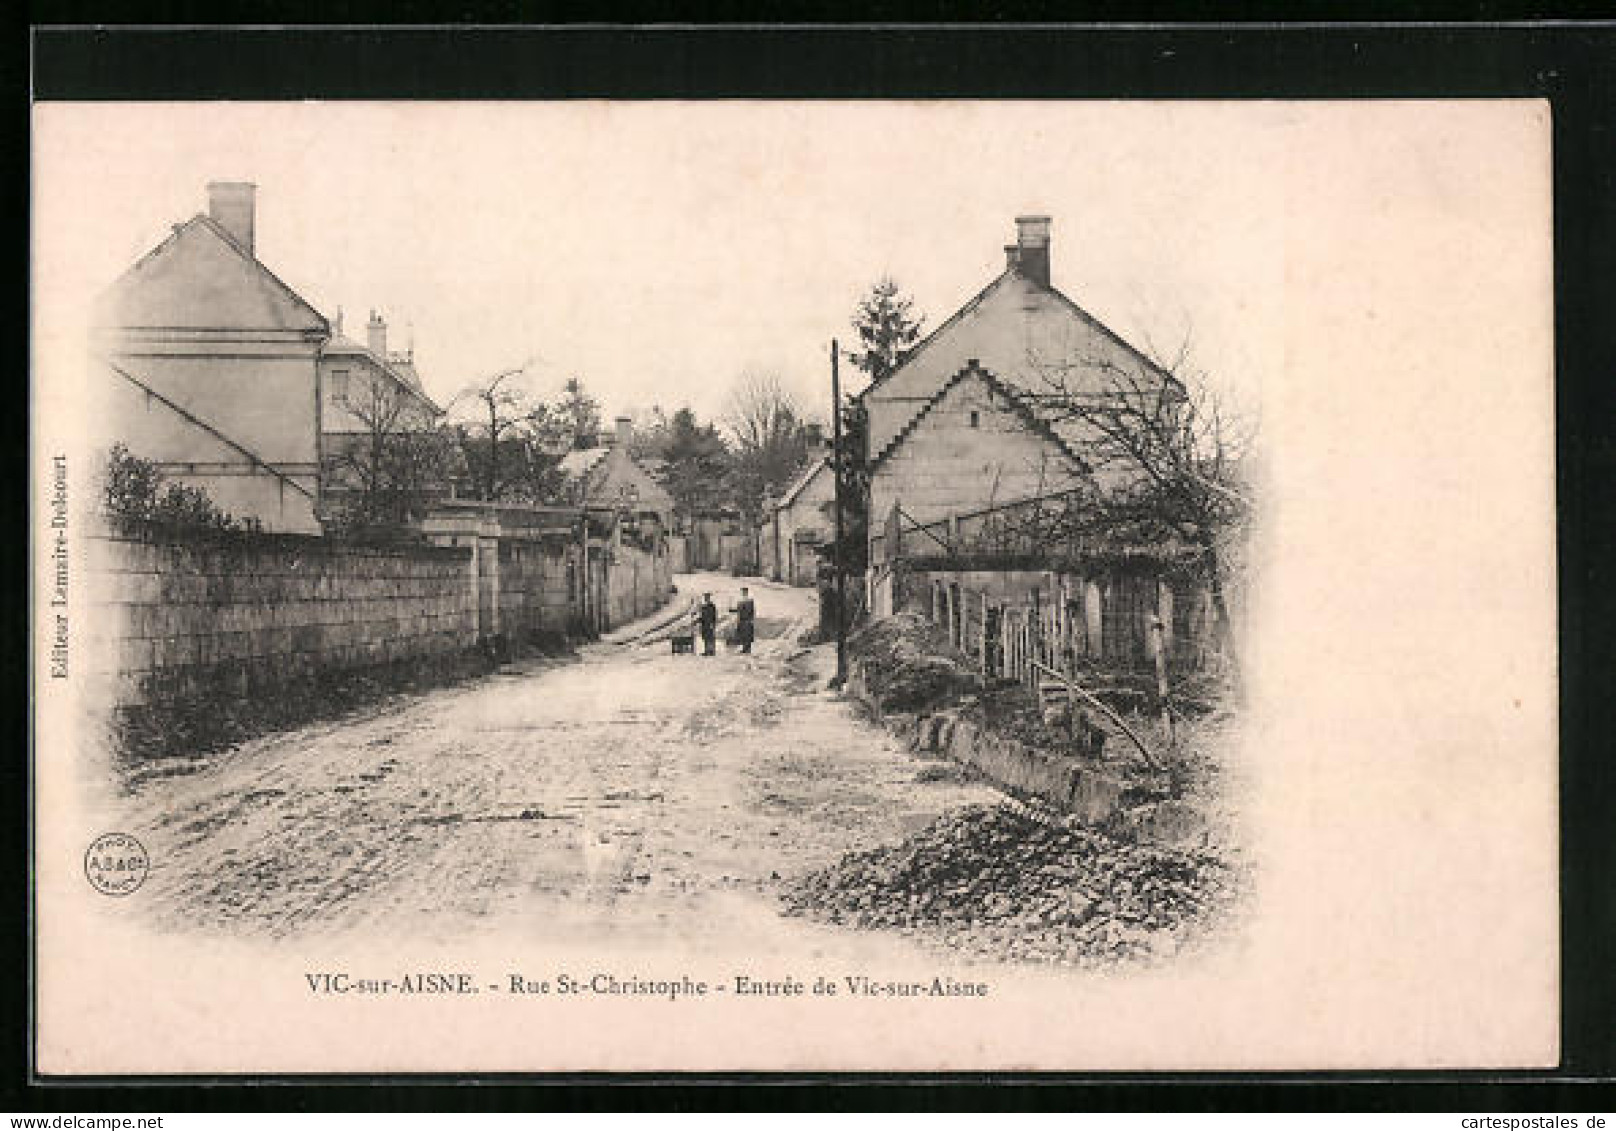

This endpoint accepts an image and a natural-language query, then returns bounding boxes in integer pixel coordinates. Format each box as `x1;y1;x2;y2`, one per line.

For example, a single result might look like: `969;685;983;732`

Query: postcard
31;100;1557;1073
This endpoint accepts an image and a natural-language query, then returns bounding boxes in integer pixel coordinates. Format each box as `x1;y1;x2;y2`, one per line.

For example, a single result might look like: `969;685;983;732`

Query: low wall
843;658;1130;825
898;708;1128;824
422;503;672;646
85;521;478;709
498;535;579;643
607;539;673;627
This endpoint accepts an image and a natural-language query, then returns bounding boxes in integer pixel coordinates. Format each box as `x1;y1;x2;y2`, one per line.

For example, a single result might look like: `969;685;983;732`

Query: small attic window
969;410;980;428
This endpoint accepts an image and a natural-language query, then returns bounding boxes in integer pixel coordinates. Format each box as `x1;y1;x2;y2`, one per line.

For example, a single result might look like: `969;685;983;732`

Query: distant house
859;215;1181;566
678;507;756;575
92;182;330;533
558;417;677;528
765;444;835;586
318;310;451;523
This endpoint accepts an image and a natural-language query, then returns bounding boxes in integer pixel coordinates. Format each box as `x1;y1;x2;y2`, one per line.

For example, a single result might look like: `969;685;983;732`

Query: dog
670;633;695;655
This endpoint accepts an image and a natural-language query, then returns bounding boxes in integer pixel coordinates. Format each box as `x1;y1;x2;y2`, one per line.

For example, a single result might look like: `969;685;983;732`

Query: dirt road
105;573;1003;949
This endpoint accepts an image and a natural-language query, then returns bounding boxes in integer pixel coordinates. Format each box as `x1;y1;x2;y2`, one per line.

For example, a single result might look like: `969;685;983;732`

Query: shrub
847;611;980;714
102;442;164;520
101;443;251;531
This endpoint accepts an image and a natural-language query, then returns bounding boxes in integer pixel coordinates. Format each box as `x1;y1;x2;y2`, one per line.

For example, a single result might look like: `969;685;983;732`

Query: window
969;410;980;428
331;369;350;405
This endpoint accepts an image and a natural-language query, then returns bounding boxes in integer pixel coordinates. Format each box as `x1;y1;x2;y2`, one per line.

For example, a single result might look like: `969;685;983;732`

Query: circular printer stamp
84;832;149;897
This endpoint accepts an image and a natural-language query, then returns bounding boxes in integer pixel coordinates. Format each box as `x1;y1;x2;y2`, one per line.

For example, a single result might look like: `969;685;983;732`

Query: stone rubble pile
781;803;1242;966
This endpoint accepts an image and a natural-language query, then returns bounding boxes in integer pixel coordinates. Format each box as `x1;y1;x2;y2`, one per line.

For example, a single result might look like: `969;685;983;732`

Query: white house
92;182;330;532
860;215;1181;560
765;448;836;587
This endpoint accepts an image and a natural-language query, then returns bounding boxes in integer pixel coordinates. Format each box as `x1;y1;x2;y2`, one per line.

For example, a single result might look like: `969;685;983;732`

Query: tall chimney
207;181;257;256
615;416;633;448
1013;214;1052;288
367;310;387;358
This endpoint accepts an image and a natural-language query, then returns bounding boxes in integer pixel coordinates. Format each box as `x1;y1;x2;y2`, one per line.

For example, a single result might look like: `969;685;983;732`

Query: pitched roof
558;447;610;478
774;455;832;512
853;269;1014;403
384;355;427;395
869;359;1090;473
95;213;328;335
1039;283;1181;396
855;264;1182;409
560;445;677;514
322;332;441;414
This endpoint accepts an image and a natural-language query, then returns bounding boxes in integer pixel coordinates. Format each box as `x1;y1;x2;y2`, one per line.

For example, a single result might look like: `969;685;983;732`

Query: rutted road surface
104;573;1002;949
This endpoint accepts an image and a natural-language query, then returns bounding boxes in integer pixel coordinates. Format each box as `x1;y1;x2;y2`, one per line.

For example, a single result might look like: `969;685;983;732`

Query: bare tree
724;371;799;452
723;371;813;524
449;364;537;502
325;371;451;530
1026;339;1257;663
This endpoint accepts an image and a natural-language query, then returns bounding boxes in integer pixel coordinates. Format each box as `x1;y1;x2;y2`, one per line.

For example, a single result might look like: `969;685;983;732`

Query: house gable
777;456;831;511
869;363;1087;529
777;457;836;532
94;215;327;335
861;268;1176;461
578;447;676;517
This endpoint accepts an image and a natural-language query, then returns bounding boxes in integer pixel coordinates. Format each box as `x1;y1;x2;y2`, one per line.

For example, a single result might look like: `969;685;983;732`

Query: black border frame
18;18;1616;1112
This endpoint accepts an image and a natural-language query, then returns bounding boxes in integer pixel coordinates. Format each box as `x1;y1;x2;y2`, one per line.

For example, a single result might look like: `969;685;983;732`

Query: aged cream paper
31;100;1557;1073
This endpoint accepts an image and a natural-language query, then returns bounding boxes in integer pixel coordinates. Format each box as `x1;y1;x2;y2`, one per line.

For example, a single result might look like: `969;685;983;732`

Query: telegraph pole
830;338;848;687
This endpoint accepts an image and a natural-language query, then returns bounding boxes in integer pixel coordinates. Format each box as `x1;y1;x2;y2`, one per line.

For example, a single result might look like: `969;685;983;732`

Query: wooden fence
917;567;1225;692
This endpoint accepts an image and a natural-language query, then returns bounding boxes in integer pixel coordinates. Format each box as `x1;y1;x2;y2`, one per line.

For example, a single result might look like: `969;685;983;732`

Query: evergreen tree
833;279;927;571
629;404;671;460
662;406;734;520
847;276;926;387
724;371;813;526
556;376;602;450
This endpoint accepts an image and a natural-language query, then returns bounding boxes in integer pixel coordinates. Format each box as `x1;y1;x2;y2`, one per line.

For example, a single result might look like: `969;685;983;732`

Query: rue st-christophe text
305;971;990;1000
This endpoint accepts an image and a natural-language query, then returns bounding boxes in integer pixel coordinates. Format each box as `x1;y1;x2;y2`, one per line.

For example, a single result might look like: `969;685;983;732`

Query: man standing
697;593;718;657
733;586;757;655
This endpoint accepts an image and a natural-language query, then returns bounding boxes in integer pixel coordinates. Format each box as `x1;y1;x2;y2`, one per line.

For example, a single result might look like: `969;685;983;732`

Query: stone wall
607;537;673;627
87;504;678;716
687;516;759;574
498;535;580;644
668;535;691;576
84;520;478;709
843;662;1129;825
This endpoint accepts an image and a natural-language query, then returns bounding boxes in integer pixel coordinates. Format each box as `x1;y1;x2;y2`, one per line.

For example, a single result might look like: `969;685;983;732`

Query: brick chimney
367;311;387;358
207;181;257;255
1004;214;1052;288
615;416;633;448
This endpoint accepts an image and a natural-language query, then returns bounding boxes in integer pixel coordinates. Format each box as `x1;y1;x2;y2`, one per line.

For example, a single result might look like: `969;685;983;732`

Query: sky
34;101;1290;430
